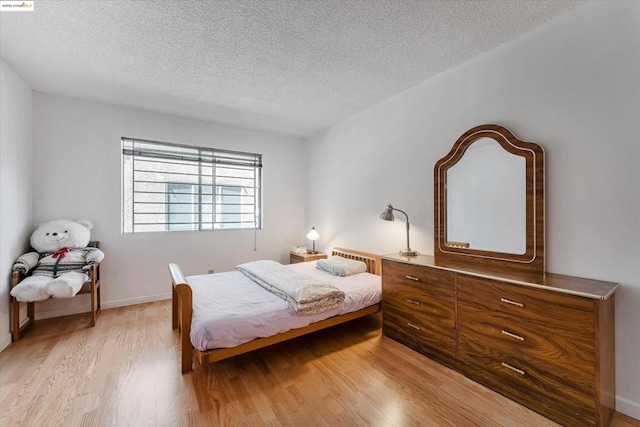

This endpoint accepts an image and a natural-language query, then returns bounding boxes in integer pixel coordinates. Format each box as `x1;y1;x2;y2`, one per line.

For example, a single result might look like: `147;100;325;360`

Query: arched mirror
434;124;545;274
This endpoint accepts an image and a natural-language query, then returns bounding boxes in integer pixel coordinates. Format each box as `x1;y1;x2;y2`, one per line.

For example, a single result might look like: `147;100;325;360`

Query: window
165;183;205;232
122;137;262;233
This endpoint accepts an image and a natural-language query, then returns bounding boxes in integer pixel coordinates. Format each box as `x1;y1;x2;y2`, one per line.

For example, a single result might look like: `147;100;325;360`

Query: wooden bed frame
169;247;382;373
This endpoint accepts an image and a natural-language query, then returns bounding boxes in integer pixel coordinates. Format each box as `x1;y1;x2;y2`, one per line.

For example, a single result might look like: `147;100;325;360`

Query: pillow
316;256;367;277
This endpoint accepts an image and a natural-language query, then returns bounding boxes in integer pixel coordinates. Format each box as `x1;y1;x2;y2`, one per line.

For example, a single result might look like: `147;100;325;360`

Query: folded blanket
236;260;345;315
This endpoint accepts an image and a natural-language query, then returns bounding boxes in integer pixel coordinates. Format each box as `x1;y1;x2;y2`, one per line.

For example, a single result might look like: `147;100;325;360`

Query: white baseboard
617;396;640;420
100;293;171;310
35;303;92;320
33;293;171;320
0;314;33;352
0;333;11;353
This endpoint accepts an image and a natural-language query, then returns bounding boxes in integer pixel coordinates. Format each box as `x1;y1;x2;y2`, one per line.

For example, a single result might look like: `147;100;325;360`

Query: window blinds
122;137;262;233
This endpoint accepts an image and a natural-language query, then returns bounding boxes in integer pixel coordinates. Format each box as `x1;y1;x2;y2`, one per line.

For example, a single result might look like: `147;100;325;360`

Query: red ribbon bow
52;248;70;259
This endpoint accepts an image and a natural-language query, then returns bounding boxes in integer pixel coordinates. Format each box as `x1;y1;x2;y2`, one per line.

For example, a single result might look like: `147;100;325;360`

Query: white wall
31;93;307;318
307;1;640;418
0;59;34;351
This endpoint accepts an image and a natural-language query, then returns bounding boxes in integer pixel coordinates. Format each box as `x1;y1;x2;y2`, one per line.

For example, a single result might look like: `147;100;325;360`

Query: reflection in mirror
446;138;526;254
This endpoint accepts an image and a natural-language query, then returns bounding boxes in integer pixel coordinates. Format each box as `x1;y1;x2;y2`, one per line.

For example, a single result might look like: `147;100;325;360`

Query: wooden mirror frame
434;124;545;274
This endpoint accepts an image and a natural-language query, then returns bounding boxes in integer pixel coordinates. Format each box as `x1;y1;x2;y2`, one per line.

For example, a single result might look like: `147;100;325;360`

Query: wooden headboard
331;247;381;275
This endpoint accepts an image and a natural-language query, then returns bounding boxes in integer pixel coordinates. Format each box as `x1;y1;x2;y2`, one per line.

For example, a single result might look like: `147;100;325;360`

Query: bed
169;247;382;373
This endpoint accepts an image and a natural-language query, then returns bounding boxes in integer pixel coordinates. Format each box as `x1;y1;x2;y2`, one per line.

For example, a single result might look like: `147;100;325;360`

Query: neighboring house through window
122;137;262;233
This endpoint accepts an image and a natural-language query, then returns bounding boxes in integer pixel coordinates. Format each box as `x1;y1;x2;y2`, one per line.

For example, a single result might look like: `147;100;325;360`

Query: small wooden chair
10;241;102;342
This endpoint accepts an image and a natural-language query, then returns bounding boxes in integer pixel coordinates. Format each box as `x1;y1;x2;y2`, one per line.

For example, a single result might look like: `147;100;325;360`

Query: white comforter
188;261;381;351
236;260;345;315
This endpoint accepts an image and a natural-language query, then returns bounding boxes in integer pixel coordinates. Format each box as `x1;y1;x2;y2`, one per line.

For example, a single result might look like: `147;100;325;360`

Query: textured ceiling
0;0;584;137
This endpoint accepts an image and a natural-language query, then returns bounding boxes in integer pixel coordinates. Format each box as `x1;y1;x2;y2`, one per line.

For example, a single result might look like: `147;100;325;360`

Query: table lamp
380;204;419;256
306;227;320;254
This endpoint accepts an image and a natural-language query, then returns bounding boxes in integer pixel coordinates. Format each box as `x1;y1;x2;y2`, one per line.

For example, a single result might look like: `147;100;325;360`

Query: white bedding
236;260;346;315
188;261;381;351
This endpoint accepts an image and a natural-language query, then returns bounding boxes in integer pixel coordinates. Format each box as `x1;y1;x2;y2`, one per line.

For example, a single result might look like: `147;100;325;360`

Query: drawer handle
501;362;525;376
501;330;525;341
405;299;421;306
500;298;524;308
406;322;421;331
405;275;420;282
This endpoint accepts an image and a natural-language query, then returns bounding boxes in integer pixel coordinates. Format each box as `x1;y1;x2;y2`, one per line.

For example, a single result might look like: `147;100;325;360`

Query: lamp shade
306;227;320;240
380;204;395;221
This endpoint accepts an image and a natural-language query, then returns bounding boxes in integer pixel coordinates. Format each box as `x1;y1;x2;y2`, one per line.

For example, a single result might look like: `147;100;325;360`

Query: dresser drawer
458;303;595;378
384;291;455;328
382;260;455;295
457;275;595;341
383;304;456;359
382;260;455;326
459;334;596;427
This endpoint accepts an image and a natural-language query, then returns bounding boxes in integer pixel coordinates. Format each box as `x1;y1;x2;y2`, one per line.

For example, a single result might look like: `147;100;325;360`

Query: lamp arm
391;208;412;251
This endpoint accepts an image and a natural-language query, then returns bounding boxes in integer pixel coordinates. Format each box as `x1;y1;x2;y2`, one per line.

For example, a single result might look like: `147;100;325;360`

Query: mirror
446;138;526;254
434;124;545;274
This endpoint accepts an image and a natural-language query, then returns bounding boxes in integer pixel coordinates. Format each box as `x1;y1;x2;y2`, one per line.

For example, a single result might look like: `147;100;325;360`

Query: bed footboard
168;263;194;373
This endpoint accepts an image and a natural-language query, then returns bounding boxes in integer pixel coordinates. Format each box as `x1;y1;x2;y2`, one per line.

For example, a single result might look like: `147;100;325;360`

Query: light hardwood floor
1;301;638;427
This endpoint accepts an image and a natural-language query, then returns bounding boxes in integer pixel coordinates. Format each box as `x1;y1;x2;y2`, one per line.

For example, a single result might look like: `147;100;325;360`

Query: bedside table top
289;252;328;263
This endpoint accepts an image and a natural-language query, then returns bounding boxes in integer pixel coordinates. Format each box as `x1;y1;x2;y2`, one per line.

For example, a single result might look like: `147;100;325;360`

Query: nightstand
289;252;328;264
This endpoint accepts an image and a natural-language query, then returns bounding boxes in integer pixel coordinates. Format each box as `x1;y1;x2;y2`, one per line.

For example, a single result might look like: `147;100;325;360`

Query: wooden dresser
381;254;619;427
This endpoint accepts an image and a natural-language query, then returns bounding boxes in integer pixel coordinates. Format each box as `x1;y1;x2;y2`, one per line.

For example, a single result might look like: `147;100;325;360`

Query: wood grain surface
458;303;595;378
1;301;638;427
433;124;545;274
456;272;611;426
457;275;596;340
381;256;619;426
382;259;456;328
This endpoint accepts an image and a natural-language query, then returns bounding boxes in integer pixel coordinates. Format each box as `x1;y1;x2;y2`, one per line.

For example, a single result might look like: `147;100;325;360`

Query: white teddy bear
11;219;105;302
